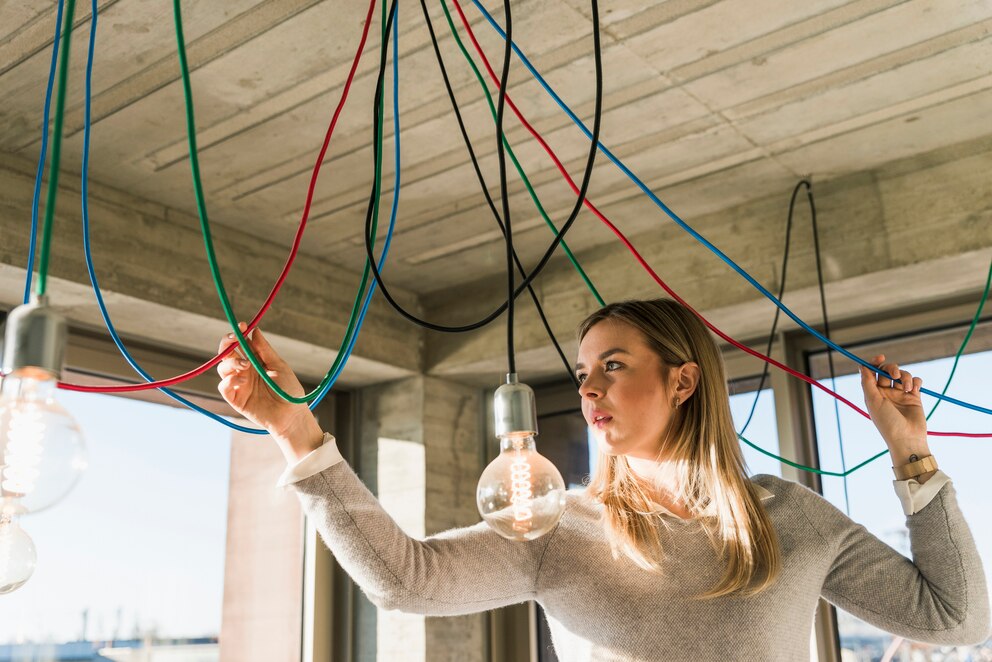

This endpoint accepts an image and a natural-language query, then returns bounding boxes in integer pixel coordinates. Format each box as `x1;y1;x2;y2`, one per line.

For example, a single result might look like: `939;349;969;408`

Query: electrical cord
737;180;806;436
436;0;603;308
361;0;604;334
67;0;401;432
418;0;581;387
83;0;392;406
58;0;382;396
171;0;395;407
737;189;992;476
497;0;515;375
925;258;992;420
23;0;66;305
77;0;251;431
34;0;78;298
808;179;850;512
465;0;992;418
739;254;992;476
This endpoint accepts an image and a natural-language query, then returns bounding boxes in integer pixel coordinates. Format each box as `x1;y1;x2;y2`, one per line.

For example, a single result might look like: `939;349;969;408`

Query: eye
605;360;623;372
575;372;587;385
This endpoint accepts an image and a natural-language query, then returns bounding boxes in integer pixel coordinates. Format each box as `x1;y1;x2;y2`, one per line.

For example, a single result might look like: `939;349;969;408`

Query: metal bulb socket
1;297;67;381
493;373;538;439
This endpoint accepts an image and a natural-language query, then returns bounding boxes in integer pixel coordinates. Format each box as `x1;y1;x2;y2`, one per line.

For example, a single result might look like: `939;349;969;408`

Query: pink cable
449;0;990;439
58;0;379;393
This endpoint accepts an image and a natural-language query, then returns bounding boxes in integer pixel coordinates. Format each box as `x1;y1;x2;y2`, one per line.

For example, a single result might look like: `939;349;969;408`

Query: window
729;384;784;478
0;389;230;657
809;327;992;661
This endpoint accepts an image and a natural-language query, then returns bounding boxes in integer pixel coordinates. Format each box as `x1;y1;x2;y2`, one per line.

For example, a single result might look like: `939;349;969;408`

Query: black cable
809;179;851;514
738;179;809;435
498;0;514;375
363;0;603;333
415;0;578;387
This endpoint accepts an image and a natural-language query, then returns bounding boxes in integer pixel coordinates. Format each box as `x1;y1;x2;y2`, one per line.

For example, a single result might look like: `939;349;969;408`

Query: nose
578;372;603;399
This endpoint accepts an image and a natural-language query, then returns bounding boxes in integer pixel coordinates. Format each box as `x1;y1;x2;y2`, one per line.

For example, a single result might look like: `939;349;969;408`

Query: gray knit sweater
292;461;990;661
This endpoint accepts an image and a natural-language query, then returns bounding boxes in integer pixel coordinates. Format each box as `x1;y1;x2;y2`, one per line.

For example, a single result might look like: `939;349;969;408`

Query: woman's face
576;320;676;461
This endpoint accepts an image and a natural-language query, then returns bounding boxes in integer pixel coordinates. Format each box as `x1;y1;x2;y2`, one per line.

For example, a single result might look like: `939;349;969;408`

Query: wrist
273;411;325;463
888;440;930;465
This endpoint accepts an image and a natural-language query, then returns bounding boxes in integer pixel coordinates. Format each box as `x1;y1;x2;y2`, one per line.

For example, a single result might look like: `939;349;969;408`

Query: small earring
672;396;680;410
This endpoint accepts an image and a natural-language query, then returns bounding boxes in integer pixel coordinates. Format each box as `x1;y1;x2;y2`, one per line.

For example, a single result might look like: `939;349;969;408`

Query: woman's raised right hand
216;323;324;462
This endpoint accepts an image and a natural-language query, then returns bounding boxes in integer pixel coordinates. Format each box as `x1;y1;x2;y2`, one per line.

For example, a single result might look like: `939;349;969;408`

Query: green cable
173;0;385;403
925;257;992;420
740;254;992;477
35;0;79;298
437;0;604;307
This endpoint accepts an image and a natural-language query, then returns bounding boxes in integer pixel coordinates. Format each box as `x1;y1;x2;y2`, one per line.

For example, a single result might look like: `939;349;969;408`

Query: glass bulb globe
0;373;87;514
0;514;37;594
477;434;566;541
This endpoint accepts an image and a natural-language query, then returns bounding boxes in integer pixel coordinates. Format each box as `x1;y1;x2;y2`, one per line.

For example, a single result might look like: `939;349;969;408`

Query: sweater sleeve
291;460;555;616
791;478;991;645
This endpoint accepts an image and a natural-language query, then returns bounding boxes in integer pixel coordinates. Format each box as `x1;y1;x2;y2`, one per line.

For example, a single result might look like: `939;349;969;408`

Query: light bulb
477;375;566;541
0;372;87;514
0;513;37;594
477;434;566;541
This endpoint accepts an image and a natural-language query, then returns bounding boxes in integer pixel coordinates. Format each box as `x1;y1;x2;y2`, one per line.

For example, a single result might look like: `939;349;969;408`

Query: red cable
58;0;379;394
449;0;990;439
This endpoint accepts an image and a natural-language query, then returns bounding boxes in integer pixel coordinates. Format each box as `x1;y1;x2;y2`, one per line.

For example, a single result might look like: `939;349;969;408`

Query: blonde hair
579;299;780;598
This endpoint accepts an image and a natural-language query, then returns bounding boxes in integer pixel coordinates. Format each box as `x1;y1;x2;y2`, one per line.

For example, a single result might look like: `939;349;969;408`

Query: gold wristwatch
892;454;938;480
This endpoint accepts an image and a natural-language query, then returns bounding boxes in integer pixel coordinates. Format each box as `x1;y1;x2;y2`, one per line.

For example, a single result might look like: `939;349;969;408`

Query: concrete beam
0;152;423;387
422;137;992;386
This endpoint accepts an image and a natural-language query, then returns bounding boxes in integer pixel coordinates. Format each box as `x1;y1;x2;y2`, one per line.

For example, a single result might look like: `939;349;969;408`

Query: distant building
0;638;218;662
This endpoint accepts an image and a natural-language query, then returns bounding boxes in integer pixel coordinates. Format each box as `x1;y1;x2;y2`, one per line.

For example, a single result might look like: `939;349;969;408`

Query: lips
588;409;613;428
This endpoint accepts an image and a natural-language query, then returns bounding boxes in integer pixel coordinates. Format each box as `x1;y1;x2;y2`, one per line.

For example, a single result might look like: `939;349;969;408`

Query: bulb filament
510;450;533;532
2;405;45;495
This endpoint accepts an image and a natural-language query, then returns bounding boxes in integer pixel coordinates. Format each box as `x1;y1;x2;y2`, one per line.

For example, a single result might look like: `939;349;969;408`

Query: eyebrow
574;348;630;371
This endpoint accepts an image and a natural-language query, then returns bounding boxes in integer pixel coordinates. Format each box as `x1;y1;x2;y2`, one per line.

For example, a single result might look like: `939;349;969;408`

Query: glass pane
0;389;230;658
810;348;992;660
729;388;783;478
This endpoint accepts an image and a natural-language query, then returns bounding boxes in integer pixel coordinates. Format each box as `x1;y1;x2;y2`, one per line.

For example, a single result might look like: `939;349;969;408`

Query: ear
672;362;700;403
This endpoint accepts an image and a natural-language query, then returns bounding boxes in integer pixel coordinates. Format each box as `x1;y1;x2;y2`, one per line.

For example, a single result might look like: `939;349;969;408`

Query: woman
217;299;990;661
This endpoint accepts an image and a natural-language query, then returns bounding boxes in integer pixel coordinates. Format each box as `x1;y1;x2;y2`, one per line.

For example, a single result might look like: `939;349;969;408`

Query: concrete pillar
354;375;487;662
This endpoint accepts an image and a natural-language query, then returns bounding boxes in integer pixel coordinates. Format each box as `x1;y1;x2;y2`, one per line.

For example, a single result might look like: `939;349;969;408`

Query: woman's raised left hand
859;354;931;465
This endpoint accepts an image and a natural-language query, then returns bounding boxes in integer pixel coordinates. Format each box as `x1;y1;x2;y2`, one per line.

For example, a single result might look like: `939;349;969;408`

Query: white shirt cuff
276;432;344;488
893;470;951;517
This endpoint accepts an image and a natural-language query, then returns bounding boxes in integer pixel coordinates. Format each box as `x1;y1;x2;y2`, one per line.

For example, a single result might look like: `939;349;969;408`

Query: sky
0;344;987;646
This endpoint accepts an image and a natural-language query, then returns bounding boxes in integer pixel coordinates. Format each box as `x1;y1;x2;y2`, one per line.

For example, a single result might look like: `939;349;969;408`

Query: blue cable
312;0;402;405
24;0;67;305
77;1;400;433
80;0;258;432
469;0;992;418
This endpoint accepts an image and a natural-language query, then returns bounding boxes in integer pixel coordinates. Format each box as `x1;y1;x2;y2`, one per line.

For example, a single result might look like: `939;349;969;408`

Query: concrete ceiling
2;0;990;299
